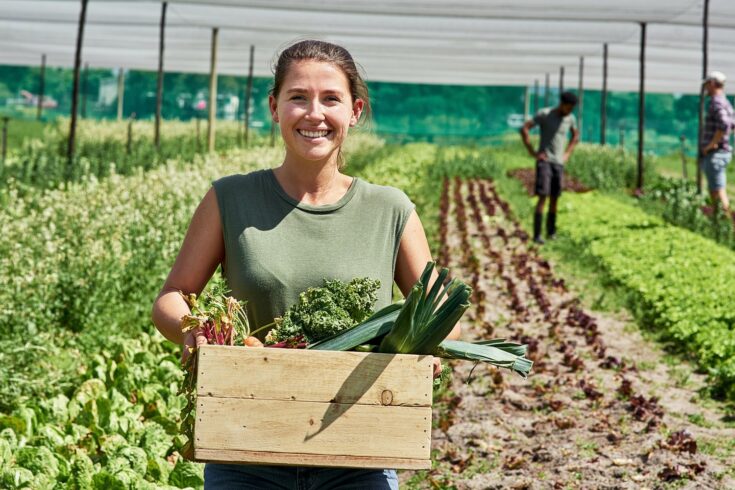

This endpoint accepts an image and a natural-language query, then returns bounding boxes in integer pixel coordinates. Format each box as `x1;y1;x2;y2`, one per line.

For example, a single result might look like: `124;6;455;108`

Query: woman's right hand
182;327;208;365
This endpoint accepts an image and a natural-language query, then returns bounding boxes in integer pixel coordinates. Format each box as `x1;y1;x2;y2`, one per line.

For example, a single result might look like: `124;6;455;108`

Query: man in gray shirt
520;92;580;244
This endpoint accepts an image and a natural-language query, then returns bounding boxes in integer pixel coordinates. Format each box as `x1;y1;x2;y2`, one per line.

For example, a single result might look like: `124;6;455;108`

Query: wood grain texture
197;345;433;407
194;448;431;470
195;397;432;460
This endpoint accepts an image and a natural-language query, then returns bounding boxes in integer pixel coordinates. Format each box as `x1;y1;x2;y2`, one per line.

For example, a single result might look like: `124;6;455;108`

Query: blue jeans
203;464;399;490
702;150;732;191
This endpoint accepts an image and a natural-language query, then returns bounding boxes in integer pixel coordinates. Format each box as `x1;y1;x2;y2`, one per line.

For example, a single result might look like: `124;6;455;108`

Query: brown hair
271;40;371;124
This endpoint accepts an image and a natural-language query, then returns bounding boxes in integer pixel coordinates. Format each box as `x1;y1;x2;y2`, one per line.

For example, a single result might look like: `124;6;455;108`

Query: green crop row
0;119;263;192
560;192;735;400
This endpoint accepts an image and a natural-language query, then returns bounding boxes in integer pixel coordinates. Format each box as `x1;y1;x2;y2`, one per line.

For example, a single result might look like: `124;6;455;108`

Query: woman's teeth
298;130;330;139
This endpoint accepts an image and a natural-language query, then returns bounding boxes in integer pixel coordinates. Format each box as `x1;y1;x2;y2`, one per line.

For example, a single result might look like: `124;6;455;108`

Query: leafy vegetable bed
561;192;735;399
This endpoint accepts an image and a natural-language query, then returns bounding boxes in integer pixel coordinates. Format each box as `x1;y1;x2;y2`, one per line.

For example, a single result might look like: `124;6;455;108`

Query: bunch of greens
178;282;250;459
262;277;381;345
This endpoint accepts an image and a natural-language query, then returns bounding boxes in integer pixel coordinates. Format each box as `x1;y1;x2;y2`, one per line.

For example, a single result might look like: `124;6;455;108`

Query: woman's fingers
432;357;442;378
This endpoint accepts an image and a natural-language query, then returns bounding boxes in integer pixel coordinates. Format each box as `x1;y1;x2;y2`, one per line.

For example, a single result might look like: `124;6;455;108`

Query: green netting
0;64;728;157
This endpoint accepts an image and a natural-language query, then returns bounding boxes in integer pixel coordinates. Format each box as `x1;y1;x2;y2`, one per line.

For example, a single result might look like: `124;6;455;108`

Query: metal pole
208;27;219;153
117;68;125;121
601;43;608;145
559;66;564;95
67;0;89;168
37;54;46;121
697;0;709;193
155;1;167;149
578;56;584;141
81;62;89;118
244;44;254;146
680;134;688;179
544;72;550;107
523;85;530;121
637;22;646;191
533;79;539;114
1;117;8;163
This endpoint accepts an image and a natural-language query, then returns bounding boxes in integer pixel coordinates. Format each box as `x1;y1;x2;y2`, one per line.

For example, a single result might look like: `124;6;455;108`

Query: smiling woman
151;39;458;489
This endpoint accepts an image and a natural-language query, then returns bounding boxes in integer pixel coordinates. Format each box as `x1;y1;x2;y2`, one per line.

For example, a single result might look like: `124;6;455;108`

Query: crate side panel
194;448;431;470
195;396;432;460
197;345;432;407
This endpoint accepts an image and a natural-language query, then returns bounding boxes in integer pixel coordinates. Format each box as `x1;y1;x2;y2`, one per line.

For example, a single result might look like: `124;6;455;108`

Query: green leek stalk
378;262;471;355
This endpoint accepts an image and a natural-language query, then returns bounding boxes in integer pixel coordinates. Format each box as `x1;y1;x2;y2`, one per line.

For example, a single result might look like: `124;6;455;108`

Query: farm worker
151;40;459;488
520;91;580;244
701;70;734;212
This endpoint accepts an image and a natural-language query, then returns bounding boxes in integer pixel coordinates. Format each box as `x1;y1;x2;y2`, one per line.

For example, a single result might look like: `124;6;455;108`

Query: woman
152;40;460;489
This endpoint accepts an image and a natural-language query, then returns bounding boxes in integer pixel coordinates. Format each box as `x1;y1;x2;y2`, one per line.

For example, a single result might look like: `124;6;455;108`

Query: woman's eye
290;95;305;101
326;96;341;102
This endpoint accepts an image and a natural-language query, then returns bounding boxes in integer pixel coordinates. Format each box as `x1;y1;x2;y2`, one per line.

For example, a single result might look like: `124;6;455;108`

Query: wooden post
244;44;255;146
127;113;135;155
270;121;276;147
37;54;46;121
559;66;564;95
81;62;89;118
155;1;167;149
1;117;8;163
67;0;89;169
578;56;584;141
117;68;125;121
208;27;219;153
523;86;530;121
533;79;539;114
601;43;608;145
680;134;688;179
697;0;709;194
544;72;550;107
196;117;202;152
637;22;647;191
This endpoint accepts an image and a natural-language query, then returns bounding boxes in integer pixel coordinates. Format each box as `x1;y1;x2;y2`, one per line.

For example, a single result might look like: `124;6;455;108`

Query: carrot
243;336;264;348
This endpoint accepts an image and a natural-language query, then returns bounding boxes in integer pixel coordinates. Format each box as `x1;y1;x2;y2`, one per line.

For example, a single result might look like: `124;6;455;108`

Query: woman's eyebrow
285;87;345;95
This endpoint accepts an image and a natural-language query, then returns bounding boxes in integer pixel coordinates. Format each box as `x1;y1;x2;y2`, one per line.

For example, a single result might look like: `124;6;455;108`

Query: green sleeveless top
212;168;415;339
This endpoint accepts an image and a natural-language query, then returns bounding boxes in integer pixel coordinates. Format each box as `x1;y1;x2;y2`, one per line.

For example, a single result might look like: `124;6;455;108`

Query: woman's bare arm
151;187;225;346
395;210;461;341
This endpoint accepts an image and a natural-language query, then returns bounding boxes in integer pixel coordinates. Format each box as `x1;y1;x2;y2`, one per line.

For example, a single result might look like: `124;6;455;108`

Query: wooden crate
193;345;434;469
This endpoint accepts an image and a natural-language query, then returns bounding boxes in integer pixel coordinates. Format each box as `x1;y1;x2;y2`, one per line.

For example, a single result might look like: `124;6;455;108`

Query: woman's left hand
432;357;442;378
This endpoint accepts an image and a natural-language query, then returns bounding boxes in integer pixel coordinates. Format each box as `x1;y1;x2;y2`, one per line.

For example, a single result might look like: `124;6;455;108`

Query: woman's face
269;60;363;165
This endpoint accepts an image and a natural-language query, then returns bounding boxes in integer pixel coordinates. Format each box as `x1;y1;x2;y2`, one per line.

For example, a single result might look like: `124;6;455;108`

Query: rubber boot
547;212;557;239
533;212;545;244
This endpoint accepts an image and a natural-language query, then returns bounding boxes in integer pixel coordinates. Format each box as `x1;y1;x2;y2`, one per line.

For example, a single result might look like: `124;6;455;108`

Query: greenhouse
1;1;734;488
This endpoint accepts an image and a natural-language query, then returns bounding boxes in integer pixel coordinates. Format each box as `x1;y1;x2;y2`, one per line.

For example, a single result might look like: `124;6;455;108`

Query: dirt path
401;178;735;490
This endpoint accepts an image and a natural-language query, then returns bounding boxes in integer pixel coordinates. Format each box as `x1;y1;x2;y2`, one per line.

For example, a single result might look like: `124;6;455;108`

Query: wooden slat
195;397;432;460
197;346;433;407
194;448;431;470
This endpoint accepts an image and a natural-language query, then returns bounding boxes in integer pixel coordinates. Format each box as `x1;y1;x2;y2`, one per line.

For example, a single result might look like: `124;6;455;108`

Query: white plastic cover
1;0;734;93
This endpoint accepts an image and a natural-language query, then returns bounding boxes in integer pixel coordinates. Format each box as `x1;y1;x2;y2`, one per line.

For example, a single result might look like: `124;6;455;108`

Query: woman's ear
268;95;279;123
350;98;365;127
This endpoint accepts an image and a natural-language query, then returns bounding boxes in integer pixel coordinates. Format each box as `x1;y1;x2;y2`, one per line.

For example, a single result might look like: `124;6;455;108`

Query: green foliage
267;277;381;344
642;177;735;250
561;192;735;400
565;143;657;190
0;119;255;192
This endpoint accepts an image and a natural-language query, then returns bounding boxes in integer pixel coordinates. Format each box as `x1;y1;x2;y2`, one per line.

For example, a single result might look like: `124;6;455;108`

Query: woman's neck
273;153;352;206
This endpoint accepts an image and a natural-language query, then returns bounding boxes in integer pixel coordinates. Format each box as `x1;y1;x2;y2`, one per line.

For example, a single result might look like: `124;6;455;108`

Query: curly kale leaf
268;277;380;344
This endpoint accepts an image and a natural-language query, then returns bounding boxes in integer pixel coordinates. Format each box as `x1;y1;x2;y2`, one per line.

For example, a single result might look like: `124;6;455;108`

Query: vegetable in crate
178;284;250;458
310;262;533;378
259;277;381;345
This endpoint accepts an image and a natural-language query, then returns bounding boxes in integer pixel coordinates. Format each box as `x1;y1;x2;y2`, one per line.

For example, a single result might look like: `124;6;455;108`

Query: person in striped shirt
701;71;734;212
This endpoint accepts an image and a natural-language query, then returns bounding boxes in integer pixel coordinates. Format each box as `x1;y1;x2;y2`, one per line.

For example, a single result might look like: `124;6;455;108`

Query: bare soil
400;177;735;490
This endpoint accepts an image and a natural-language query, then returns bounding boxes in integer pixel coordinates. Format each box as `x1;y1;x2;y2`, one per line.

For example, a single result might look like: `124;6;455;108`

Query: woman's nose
304;100;325;120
